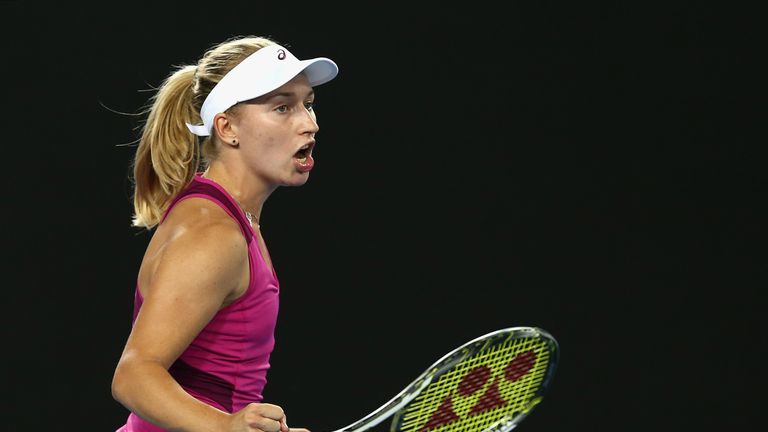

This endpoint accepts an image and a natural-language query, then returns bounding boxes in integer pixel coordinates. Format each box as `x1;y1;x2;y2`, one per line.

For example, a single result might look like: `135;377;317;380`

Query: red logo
421;350;537;431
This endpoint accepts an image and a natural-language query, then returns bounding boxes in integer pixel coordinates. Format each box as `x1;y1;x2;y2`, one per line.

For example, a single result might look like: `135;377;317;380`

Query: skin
111;73;319;432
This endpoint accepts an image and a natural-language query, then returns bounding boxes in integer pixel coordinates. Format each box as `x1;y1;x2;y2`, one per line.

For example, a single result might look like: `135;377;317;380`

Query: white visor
186;44;338;136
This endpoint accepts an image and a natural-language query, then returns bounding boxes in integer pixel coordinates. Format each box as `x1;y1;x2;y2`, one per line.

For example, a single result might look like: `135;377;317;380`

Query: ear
212;112;238;147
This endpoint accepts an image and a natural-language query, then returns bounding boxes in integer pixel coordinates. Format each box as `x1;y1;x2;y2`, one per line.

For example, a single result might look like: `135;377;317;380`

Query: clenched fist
226;403;309;432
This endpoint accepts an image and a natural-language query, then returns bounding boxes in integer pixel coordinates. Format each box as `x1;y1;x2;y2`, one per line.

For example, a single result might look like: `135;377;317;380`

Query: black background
2;2;764;431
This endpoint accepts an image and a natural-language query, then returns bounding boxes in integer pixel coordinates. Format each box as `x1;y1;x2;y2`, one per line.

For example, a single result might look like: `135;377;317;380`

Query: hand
227;403;291;432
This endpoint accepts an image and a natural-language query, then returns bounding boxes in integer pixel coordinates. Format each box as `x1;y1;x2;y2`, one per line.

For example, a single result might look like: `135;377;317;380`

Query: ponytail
131;65;200;229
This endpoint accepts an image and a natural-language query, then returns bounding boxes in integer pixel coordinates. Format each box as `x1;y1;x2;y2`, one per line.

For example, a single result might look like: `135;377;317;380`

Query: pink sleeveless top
117;174;280;432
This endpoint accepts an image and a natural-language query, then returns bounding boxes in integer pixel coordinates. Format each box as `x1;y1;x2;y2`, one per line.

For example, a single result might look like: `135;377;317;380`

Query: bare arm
111;204;290;432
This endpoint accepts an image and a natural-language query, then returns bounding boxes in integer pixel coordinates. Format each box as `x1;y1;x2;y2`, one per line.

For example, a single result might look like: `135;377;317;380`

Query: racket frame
330;326;558;432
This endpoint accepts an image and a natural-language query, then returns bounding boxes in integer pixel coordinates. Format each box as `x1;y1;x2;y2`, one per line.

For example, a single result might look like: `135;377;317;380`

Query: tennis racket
328;326;559;432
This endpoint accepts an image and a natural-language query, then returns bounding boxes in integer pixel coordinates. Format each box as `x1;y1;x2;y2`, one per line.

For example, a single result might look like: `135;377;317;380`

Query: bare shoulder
164;196;245;244
140;197;248;302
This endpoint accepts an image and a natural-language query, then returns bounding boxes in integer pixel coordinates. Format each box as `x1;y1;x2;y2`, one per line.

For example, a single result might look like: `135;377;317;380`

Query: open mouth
294;143;314;161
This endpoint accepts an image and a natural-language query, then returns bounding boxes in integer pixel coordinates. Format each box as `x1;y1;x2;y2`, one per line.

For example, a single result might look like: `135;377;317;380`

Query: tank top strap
160;174;255;244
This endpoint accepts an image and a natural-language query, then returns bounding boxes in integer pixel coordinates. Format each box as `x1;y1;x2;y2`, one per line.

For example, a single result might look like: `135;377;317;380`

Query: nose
299;106;319;136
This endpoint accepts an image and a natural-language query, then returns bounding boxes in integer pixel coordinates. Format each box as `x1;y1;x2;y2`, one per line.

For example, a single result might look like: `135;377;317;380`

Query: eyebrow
268;89;315;100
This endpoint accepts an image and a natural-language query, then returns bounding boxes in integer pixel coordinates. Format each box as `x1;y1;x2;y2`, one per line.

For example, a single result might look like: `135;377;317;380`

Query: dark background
2;2;764;431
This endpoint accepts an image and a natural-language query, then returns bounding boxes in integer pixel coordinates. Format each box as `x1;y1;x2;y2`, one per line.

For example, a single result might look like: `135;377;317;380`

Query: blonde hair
131;35;277;229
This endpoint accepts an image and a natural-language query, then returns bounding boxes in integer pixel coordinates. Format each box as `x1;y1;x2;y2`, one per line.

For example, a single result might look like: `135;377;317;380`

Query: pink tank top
117;174;280;432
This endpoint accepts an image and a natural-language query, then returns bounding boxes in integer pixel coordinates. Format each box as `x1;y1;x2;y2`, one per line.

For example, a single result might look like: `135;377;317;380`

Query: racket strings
396;335;552;432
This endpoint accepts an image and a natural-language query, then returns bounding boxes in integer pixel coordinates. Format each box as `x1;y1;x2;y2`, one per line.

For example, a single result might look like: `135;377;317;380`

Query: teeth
300;144;309;150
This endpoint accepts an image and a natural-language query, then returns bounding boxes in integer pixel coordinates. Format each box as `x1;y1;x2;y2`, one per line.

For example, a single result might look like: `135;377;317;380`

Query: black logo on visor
277;49;286;60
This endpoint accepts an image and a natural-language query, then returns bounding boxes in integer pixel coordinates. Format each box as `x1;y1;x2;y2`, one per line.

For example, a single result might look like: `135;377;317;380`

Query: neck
202;162;272;225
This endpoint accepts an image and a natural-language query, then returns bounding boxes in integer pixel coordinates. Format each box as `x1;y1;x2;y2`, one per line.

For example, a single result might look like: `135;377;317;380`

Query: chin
284;174;310;187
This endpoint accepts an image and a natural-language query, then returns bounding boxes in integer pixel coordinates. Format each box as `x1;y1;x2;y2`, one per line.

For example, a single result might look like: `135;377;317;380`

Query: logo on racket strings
421;350;537;432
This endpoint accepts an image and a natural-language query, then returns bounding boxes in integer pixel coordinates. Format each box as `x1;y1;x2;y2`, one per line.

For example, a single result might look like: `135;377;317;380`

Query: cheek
249;133;287;162
261;135;282;153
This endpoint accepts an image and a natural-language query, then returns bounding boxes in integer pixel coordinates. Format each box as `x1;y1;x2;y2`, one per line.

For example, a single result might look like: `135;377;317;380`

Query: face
228;73;320;188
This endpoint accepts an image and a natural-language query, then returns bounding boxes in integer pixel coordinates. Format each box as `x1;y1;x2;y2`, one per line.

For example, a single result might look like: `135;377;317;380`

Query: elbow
111;364;125;404
111;354;168;409
111;359;132;406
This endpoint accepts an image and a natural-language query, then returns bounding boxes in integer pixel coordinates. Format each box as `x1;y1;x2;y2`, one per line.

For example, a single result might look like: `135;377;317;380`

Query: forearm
112;356;229;432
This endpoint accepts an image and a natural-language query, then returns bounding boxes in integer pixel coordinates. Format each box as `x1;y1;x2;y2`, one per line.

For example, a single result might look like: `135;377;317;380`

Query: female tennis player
111;35;338;432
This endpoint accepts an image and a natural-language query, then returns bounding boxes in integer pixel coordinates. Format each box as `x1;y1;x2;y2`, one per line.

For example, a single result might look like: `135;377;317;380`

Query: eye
275;105;289;113
304;101;315;111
